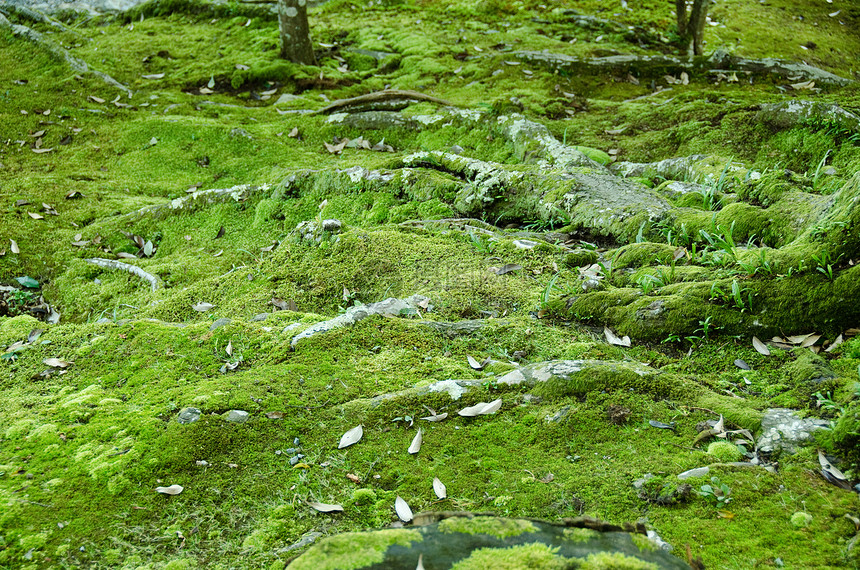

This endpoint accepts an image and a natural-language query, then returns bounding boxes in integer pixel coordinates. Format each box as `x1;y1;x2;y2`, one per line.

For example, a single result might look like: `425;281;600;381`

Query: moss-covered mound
1;0;860;568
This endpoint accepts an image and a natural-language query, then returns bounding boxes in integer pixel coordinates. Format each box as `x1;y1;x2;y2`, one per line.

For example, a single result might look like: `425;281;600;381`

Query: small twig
663;441;703;452
687;406;719;415
317;89;453;115
85;258;161;292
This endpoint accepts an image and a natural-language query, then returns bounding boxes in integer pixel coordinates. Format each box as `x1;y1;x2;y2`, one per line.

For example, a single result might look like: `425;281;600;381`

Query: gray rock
177;408;201;424
274;93;303;105
210;317;231;331
295;219;345;243
250;313;269;322
757;408;830;454
276;531;323;554
546;405;571;423
290;294;429;348
321;219;342;233
512;239;538;249
757;100;860;133
677;466;710;480
449;144;464;155
225;410;250;423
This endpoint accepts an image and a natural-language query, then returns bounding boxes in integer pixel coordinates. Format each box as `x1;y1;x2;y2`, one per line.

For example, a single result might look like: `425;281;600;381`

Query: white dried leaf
307;501;344;513
416;553;425;570
466;355;483;370
192;302;215;312
458;398;502;417
43;357;72;368
156;484;183;495
604;326;631;347
801;334;821;348
433;477;447;499
225;341;233;357
826;334;844;353
752;336;770;355
408;429;422;455
421;413;448;422
338;425;363;449
10;239;19;254
819;450;847;481
395;496;413;522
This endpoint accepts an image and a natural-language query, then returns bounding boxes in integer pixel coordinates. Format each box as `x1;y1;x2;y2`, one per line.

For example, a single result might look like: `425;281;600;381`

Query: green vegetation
1;0;860;568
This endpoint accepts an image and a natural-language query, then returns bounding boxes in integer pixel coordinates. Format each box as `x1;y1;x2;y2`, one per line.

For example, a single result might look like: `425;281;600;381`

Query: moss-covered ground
1;0;860;568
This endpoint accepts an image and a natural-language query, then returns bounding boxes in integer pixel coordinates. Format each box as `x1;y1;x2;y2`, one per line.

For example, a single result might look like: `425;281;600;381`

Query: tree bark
675;0;711;56
278;0;315;65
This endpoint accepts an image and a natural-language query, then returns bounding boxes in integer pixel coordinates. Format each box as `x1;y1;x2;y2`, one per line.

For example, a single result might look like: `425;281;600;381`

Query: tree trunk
674;0;687;37
675;0;711;56
278;0;315;65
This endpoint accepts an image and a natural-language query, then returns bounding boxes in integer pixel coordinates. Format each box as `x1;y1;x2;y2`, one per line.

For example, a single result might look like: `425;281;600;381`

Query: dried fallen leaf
466;355;483;370
10;240;19;254
346;473;361;483
495;263;522;275
458;398;502;417
421;413;448;422
89;95;105;104
819;450;848;481
265;411;285;419
826;334;844;353
408;429;422;454
338;425;363;448
604;326;631;347
28;212;45;219
142;73;165;79
752;336;770;356
307;501;343;513
800;334;821;348
539;472;555;483
192;302;215;312
225;341;233;357
395;496;413;522
433;477;447;499
43;358;72;368
324;140;348;154
155;484;183;495
287;127;299;138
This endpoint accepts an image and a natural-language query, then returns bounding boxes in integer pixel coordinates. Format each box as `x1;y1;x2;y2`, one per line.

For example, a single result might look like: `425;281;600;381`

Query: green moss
289;529;422;570
563;527;601;543
629;534;656;553
706;441;744;463
438;516;538;539
450;543;569;570
790;512;813;529
580;552;657;570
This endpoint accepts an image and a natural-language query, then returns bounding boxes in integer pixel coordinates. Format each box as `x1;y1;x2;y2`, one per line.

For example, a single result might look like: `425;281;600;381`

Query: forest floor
1;0;860;568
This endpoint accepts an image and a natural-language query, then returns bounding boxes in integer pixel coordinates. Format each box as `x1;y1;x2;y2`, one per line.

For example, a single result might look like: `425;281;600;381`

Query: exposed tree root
0;14;132;97
317;89;453;115
514;49;853;86
84;258;162;292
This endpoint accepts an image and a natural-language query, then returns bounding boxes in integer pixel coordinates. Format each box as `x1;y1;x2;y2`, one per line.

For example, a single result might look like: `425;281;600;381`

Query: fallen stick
85;258;161;292
316;89;452;115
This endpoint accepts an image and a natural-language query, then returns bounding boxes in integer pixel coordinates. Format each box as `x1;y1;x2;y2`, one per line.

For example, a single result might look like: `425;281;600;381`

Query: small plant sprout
698;476;732;505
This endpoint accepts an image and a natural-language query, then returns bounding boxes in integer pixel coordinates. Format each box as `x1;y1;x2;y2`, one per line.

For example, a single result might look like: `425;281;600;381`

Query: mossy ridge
3;0;860;567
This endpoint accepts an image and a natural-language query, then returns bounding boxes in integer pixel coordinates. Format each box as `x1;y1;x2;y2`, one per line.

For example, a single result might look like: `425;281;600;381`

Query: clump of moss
790;512;813;529
707;441;744;463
